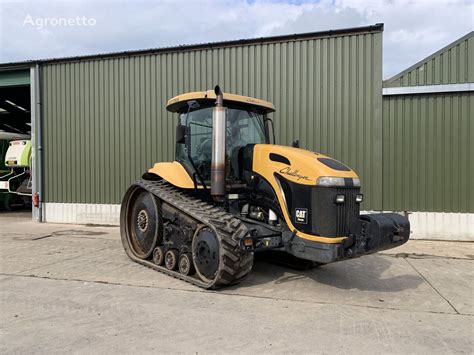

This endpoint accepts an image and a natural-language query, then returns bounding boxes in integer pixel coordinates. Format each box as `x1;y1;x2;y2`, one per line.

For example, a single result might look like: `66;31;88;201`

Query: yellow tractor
120;86;410;289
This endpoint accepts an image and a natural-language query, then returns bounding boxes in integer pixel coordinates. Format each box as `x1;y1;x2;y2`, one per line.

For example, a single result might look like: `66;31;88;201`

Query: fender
146;161;200;189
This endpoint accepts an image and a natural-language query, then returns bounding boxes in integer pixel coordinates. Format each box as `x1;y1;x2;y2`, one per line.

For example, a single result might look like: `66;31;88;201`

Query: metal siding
41;30;383;207
385;33;473;87
382;92;473;213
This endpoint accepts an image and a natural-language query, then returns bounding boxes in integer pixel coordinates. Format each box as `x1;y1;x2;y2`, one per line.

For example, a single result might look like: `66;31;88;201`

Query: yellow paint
252;144;359;244
148;161;201;189
166;90;275;113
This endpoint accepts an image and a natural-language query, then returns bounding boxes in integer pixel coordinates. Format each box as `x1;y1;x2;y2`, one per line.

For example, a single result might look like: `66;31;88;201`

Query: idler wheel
123;188;162;259
192;227;220;282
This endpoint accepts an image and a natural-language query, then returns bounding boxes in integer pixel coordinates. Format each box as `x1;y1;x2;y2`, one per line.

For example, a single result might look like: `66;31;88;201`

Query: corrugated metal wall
41;28;383;207
382;92;473;213
385;32;473;87
382;31;473;213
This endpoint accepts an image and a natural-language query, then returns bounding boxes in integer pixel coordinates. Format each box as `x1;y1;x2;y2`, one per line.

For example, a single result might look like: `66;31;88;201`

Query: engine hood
251;144;359;186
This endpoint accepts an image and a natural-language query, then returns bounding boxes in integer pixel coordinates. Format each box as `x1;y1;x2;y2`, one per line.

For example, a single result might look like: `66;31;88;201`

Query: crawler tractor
120;86;410;289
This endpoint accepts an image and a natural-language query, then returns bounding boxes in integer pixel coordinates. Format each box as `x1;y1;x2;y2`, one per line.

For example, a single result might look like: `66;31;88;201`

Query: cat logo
295;208;308;224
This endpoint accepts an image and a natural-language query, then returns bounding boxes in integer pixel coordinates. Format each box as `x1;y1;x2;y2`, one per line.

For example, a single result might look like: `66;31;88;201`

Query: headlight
316;176;361;187
316;176;345;186
355;194;363;203
335;194;345;203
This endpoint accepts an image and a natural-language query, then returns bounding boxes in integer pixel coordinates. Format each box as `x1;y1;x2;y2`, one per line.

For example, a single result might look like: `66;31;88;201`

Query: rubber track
121;179;254;289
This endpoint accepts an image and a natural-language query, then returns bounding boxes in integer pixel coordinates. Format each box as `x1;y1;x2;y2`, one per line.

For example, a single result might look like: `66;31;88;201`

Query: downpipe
32;63;44;222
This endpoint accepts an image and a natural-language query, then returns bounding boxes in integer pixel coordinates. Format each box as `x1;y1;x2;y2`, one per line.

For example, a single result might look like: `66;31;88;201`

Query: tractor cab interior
176;104;269;183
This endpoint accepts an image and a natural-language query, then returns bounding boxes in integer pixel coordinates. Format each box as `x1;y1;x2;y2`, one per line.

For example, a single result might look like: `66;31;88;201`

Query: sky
0;0;472;79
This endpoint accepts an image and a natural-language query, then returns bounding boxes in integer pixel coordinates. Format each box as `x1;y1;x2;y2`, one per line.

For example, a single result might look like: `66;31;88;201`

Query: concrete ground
0;211;473;354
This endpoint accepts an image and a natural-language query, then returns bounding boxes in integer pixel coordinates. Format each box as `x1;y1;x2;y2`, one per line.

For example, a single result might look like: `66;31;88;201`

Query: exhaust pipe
211;85;226;200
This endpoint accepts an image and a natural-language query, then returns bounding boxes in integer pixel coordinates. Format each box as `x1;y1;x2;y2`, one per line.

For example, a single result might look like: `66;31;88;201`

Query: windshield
176;106;268;183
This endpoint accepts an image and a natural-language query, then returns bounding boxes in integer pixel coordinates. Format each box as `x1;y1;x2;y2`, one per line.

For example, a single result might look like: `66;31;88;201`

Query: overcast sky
0;0;472;79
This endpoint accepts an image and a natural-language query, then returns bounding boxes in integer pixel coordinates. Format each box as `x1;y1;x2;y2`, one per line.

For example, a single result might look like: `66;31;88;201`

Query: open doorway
0;70;32;214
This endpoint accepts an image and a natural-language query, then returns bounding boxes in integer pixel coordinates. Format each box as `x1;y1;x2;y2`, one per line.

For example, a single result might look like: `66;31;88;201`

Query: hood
252;144;359;186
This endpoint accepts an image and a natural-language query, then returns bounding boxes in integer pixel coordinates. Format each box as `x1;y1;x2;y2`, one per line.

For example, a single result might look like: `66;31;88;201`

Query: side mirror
176;124;187;144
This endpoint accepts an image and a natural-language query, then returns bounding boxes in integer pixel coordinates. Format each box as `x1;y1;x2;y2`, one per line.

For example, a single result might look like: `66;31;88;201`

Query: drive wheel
165;250;178;270
192;227;220;283
153;246;165;265
121;186;162;260
178;253;195;276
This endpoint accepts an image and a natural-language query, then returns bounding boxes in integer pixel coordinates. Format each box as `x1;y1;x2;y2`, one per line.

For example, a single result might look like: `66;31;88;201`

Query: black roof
0;24;383;69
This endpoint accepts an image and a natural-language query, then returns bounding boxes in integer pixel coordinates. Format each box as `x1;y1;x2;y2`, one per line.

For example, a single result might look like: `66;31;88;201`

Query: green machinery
0;139;32;210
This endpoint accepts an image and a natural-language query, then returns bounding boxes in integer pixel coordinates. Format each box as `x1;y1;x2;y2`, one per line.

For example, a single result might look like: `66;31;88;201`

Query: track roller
165;249;179;270
153;246;165;265
178;253;195;276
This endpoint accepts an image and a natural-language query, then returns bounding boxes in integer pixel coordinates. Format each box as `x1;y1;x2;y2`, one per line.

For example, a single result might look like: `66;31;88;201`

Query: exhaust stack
211;85;227;200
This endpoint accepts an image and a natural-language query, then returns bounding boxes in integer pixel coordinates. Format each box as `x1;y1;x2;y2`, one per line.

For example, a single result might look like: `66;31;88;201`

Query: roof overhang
383;83;474;96
166;90;275;113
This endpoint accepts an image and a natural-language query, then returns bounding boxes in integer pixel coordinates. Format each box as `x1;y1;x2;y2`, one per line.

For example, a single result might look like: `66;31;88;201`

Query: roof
384;31;474;87
0;24;383;70
166;90;275;113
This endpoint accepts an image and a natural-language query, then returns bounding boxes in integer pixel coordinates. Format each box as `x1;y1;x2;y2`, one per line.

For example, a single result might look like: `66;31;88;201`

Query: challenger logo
295;208;308;224
279;167;311;182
